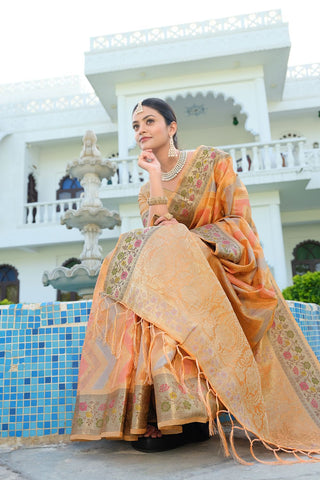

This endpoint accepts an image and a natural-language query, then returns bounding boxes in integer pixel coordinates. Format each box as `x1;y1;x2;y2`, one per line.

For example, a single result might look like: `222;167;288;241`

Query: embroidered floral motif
72;392;127;436
191;224;242;263
155;376;212;420
269;305;320;420
159;383;170;392
170;146;221;225
104;227;156;300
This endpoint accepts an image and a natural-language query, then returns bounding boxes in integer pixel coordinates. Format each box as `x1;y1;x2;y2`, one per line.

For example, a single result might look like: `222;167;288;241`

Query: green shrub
0;298;14;305
282;271;320;305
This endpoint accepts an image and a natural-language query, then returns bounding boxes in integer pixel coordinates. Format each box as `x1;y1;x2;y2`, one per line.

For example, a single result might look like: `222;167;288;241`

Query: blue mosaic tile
0;299;319;442
0;301;87;441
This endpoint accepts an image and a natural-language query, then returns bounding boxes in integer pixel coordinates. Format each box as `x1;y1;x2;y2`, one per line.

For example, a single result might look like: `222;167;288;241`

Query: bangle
147;196;168;206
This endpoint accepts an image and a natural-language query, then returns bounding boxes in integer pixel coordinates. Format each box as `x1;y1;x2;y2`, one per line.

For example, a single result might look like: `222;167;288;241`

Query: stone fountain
42;131;121;298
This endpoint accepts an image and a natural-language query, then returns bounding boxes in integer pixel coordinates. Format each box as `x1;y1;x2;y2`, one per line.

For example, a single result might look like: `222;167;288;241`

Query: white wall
250;192;287;289
0;238;118;304
0;134;27;228
270;112;320;148
179;124;254;151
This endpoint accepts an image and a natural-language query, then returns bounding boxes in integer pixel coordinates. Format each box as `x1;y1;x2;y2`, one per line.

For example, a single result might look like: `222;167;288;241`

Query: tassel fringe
89;294;320;465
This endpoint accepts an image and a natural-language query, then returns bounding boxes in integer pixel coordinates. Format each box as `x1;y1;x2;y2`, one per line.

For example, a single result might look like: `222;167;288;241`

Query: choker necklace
161;150;187;181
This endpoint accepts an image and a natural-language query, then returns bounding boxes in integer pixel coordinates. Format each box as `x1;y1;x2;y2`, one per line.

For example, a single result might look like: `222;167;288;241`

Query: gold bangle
147;196;168;206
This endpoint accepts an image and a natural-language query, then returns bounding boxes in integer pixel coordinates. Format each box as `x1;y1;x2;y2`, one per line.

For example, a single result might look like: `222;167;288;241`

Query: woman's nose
138;123;146;134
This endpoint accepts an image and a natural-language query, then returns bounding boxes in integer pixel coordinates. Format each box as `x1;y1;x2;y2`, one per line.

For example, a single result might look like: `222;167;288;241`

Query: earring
168;136;178;157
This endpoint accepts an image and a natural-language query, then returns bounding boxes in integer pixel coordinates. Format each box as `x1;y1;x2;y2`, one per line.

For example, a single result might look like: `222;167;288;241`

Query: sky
1;0;319;85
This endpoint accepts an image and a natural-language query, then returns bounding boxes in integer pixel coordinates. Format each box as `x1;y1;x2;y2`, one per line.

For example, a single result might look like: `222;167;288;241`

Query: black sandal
131;423;209;453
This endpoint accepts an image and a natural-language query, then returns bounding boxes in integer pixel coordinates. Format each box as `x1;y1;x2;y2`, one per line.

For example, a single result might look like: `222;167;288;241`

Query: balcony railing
219;138;308;172
90;10;282;51
25;198;81;225
24;138;319;226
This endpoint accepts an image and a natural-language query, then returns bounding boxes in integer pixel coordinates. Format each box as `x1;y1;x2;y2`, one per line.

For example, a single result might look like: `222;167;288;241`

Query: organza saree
71;146;320;463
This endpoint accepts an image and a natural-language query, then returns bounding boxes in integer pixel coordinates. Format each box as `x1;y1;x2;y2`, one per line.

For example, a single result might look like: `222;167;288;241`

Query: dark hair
132;98;178;148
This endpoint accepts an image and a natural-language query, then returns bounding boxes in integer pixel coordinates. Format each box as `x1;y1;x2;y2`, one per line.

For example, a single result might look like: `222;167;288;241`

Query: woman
71;98;320;463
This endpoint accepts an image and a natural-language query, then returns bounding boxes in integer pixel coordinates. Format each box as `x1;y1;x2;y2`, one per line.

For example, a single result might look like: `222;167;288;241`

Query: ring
146;158;153;163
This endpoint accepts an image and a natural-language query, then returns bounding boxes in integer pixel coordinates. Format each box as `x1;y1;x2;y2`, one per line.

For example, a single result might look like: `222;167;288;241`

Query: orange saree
71;146;320;463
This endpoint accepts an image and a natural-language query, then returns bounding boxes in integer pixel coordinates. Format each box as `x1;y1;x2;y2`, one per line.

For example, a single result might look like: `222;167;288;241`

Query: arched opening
166;91;255;152
56;258;82;302
0;264;19;303
56;175;83;211
291;240;320;276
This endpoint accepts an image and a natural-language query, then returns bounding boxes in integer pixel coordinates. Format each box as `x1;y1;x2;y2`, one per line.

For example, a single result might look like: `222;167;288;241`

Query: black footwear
131;423;209;453
131;433;185;453
183;422;210;443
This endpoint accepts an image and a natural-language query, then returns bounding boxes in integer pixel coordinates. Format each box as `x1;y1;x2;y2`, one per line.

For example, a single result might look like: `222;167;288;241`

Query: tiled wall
0;301;89;442
0;300;319;444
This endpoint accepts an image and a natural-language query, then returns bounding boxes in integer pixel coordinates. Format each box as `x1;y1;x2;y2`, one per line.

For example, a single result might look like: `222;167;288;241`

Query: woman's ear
169;121;177;137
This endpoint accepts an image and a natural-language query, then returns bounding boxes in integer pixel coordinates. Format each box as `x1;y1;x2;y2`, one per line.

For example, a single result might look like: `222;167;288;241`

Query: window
0;265;19;303
56;258;82;302
56;175;83;211
26;173;38;223
291;240;320;276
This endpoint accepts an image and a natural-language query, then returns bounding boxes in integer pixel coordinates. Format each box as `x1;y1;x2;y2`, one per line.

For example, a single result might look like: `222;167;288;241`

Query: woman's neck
152;144;179;173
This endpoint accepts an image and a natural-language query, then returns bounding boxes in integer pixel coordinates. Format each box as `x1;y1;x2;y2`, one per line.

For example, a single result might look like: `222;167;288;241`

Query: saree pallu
71;146;320;463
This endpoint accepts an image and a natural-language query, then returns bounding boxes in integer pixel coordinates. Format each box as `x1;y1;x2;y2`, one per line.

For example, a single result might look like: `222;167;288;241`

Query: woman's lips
140;137;151;143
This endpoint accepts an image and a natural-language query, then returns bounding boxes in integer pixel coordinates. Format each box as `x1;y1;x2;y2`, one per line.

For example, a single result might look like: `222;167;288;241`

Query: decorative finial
80;130;102;160
135;101;144;114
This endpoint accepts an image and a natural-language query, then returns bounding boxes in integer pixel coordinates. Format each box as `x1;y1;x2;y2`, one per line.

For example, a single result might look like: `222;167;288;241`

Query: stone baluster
252;146;259;171
274;143;283;168
26;205;32;225
241;147;248;172
43;204;49;223
286;143;294;167
35;205;41;224
298;141;305;166
263;145;271;170
131;158;139;183
120;159;129;185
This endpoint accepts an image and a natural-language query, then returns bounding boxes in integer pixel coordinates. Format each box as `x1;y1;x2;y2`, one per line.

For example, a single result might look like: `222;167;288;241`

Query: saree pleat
71;146;320;463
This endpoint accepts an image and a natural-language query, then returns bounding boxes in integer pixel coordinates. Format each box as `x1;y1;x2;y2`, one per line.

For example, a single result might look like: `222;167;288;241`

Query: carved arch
56;258;81;302
166;88;257;137
0;264;19;303
291;240;320;276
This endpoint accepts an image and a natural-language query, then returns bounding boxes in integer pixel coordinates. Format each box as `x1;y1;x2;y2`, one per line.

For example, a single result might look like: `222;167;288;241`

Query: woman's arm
138;149;177;226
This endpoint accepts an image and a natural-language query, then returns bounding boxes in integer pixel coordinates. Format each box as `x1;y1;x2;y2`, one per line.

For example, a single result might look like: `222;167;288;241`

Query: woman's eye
146;119;154;124
133;125;139;131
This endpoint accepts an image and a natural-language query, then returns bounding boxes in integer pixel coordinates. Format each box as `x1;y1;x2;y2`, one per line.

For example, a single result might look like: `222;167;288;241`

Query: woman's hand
137;149;161;175
153;216;179;226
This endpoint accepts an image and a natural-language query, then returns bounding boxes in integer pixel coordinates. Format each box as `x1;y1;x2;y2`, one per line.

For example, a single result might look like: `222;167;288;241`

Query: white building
0;9;319;304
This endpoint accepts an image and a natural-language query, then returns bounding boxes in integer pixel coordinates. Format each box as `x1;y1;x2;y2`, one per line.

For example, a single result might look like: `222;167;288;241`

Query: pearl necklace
161;150;187;182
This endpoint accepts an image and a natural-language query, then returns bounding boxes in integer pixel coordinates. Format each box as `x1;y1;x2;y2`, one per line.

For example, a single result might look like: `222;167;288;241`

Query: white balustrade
23;138;318;227
24;198;81;225
218;138;307;172
1;93;99;117
286;63;320;80
90;10;282;51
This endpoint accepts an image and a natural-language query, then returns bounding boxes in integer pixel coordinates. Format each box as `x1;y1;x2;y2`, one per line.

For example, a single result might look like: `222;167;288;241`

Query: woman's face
132;105;176;151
